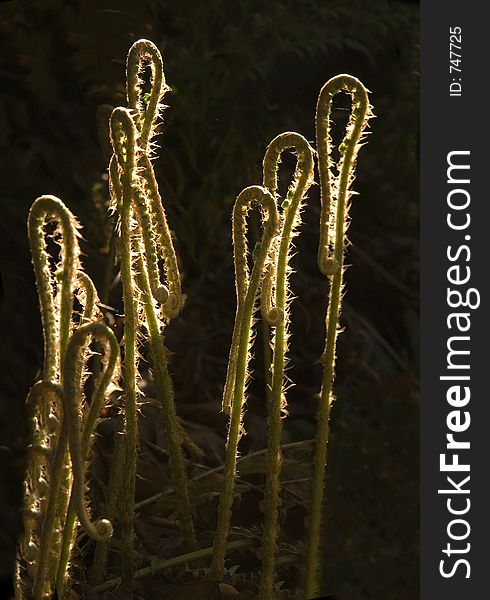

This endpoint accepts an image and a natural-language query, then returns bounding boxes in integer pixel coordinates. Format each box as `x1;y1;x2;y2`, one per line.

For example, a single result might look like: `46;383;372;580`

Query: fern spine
211;185;280;579
304;74;372;598
259;132;315;599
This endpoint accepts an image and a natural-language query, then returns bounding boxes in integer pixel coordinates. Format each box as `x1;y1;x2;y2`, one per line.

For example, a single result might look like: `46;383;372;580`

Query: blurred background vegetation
0;0;418;598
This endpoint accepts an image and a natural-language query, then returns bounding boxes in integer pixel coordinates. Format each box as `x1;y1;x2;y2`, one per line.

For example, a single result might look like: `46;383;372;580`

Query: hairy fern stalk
211;185;280;579
107;39;195;590
259;132;315;599
15;196;119;600
304;75;372;598
14;36;373;600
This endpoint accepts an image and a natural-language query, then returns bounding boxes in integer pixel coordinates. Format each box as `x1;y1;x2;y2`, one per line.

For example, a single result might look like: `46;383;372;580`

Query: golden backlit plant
14;39;372;600
15;196;119;600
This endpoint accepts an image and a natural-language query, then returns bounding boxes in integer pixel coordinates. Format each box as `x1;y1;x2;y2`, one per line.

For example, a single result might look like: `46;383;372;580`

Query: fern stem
110;107;140;590
56;322;119;596
126;39;167;153
25;196;80;600
259;133;314;599
304;75;371;598
90;415;125;584
136;258;196;550
27;195;79;382
53;272;101;597
126;39;193;550
95;538;255;593
32;428;69;600
211;186;279;579
18;382;62;600
64;323;119;538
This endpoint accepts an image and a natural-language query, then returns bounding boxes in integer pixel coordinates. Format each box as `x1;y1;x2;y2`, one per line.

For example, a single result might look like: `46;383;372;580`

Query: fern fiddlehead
63;322;119;541
126;39;195;550
259;132;315;599
16;381;63;599
126;38;168;154
110;46;195;578
27;195;80;381
135;155;183;318
19;196;81;599
304;75;372;598
211;185;280;579
75;271;99;324
125;39;183;319
109;106;140;588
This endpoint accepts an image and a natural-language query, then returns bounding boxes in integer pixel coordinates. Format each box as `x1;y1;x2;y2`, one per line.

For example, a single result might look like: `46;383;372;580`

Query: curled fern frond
137;154;183;319
261;131;315;324
126;39;181;318
27;195;80;381
126;38;169;152
75;271;99;325
259;131;315;598
212;185;279;579
63;322;119;542
109;88;193;571
55;274;106;596
125;40;191;558
305;74;372;597
315;74;371;276
25;196;86;600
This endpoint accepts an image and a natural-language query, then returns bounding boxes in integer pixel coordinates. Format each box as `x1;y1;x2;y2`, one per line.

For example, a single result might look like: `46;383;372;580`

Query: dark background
0;1;418;598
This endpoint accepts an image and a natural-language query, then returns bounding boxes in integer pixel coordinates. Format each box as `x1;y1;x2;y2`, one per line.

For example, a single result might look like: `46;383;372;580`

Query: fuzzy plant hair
27;195;80;381
106;39;194;589
18;196;80;600
14;37;374;600
53;273;100;595
55;287;120;597
304;74;372;597
108;104;141;589
15;380;64;600
15;196;114;600
55;322;119;597
258;132;315;598
211;185;280;579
